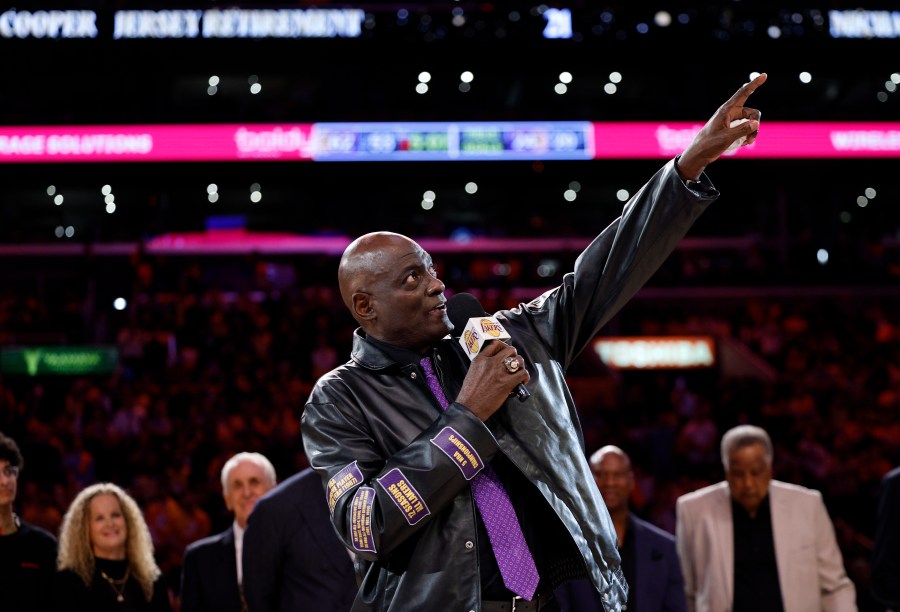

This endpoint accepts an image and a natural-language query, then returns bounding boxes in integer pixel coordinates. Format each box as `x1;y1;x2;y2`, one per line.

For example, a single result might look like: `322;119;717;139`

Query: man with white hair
675;424;856;612
181;452;277;612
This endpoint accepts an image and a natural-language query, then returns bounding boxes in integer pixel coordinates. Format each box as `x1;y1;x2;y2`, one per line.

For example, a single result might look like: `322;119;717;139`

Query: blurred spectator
556;445;686;612
180;452;276;612
133;472;211;595
674;399;719;479
676;425;856;612
18;480;64;536
310;332;339;380
55;482;171;611
60;432;97;491
0;430;58;612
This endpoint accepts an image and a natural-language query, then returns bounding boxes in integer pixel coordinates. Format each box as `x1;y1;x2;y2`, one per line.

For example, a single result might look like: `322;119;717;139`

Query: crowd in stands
1;251;898;610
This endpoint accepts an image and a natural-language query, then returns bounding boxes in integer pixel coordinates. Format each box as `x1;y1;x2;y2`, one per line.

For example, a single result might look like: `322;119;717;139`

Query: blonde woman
55;482;171;611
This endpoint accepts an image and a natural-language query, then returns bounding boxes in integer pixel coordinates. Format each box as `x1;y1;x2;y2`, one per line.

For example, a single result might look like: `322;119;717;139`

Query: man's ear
352;292;375;321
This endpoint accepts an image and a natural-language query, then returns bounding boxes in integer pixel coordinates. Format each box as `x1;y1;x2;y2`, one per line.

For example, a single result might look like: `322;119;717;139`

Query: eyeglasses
0;465;20;479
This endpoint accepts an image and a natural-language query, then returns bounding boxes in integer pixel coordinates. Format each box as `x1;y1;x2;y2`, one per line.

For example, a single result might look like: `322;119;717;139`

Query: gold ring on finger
503;356;520;374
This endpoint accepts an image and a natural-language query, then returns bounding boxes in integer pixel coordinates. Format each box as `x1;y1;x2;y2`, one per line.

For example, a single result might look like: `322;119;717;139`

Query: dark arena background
2;2;899;610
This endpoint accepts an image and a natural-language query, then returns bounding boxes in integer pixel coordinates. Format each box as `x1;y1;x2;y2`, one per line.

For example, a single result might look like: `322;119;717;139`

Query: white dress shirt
233;521;246;585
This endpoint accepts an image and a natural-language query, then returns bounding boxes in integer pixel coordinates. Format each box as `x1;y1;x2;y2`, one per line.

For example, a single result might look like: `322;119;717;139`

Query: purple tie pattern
420;356;541;600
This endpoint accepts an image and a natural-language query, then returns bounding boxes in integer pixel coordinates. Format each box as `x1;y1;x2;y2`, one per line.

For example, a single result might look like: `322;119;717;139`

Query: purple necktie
420;356;541;600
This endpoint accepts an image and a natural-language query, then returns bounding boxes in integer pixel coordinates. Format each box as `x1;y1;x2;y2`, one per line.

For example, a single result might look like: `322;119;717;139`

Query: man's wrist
674;154;702;182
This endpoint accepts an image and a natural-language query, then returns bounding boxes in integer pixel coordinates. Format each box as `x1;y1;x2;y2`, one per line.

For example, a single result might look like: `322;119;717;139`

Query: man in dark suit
181;452;277;612
556;445;686;612
872;465;900;611
243;467;358;612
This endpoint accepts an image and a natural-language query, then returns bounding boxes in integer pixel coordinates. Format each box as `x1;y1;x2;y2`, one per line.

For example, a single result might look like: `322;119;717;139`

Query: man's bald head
589;445;634;515
589;445;632;470
339;231;414;311
337;232;450;352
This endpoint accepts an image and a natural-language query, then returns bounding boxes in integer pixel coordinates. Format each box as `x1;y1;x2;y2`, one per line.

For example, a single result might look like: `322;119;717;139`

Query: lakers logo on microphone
459;316;512;359
463;329;480;355
480;319;503;337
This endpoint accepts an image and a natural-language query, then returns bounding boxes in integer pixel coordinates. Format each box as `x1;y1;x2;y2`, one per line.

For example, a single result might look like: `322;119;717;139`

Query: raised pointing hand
677;72;767;181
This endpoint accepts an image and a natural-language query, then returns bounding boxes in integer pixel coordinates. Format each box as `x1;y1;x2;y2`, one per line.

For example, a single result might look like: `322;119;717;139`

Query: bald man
556;446;686;612
301;75;767;612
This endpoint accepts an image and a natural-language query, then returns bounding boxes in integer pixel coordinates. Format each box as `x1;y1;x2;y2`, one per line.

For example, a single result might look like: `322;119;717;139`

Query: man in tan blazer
675;425;856;612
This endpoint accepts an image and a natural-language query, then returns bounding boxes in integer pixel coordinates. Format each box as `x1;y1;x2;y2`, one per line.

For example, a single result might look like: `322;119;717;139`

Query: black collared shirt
732;495;784;612
366;335;577;600
366;336;517;598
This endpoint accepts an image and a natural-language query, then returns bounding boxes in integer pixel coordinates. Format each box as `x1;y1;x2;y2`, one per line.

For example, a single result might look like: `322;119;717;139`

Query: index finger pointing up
727;73;767;108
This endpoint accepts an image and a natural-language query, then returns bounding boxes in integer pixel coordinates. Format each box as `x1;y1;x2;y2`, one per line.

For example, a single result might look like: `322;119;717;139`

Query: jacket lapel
220;528;241;605
713;483;734;607
769;482;793;611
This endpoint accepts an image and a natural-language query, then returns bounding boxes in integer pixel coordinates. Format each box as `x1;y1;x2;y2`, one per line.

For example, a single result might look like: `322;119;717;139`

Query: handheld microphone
447;292;531;402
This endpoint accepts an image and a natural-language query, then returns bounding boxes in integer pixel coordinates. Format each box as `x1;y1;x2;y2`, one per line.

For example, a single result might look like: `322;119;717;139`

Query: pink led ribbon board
1;122;899;162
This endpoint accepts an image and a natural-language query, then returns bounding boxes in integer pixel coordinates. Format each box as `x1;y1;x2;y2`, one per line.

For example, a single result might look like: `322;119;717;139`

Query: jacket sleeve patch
376;468;431;525
430;426;483;480
327;460;364;514
349;486;377;553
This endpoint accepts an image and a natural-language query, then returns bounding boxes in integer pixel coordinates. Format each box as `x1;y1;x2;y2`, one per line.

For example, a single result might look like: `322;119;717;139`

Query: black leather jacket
301;159;718;612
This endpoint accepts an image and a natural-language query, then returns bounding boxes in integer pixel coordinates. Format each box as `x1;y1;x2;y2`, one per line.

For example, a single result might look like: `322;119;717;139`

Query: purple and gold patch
327;461;363;514
376;468;430;525
349;486;377;553
430;426;483;480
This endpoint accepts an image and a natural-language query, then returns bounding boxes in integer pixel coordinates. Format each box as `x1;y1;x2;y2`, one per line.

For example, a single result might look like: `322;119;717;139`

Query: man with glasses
0;430;58;612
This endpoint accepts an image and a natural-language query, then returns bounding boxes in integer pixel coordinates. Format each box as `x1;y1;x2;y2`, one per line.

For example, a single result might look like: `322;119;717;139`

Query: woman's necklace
99;566;130;603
